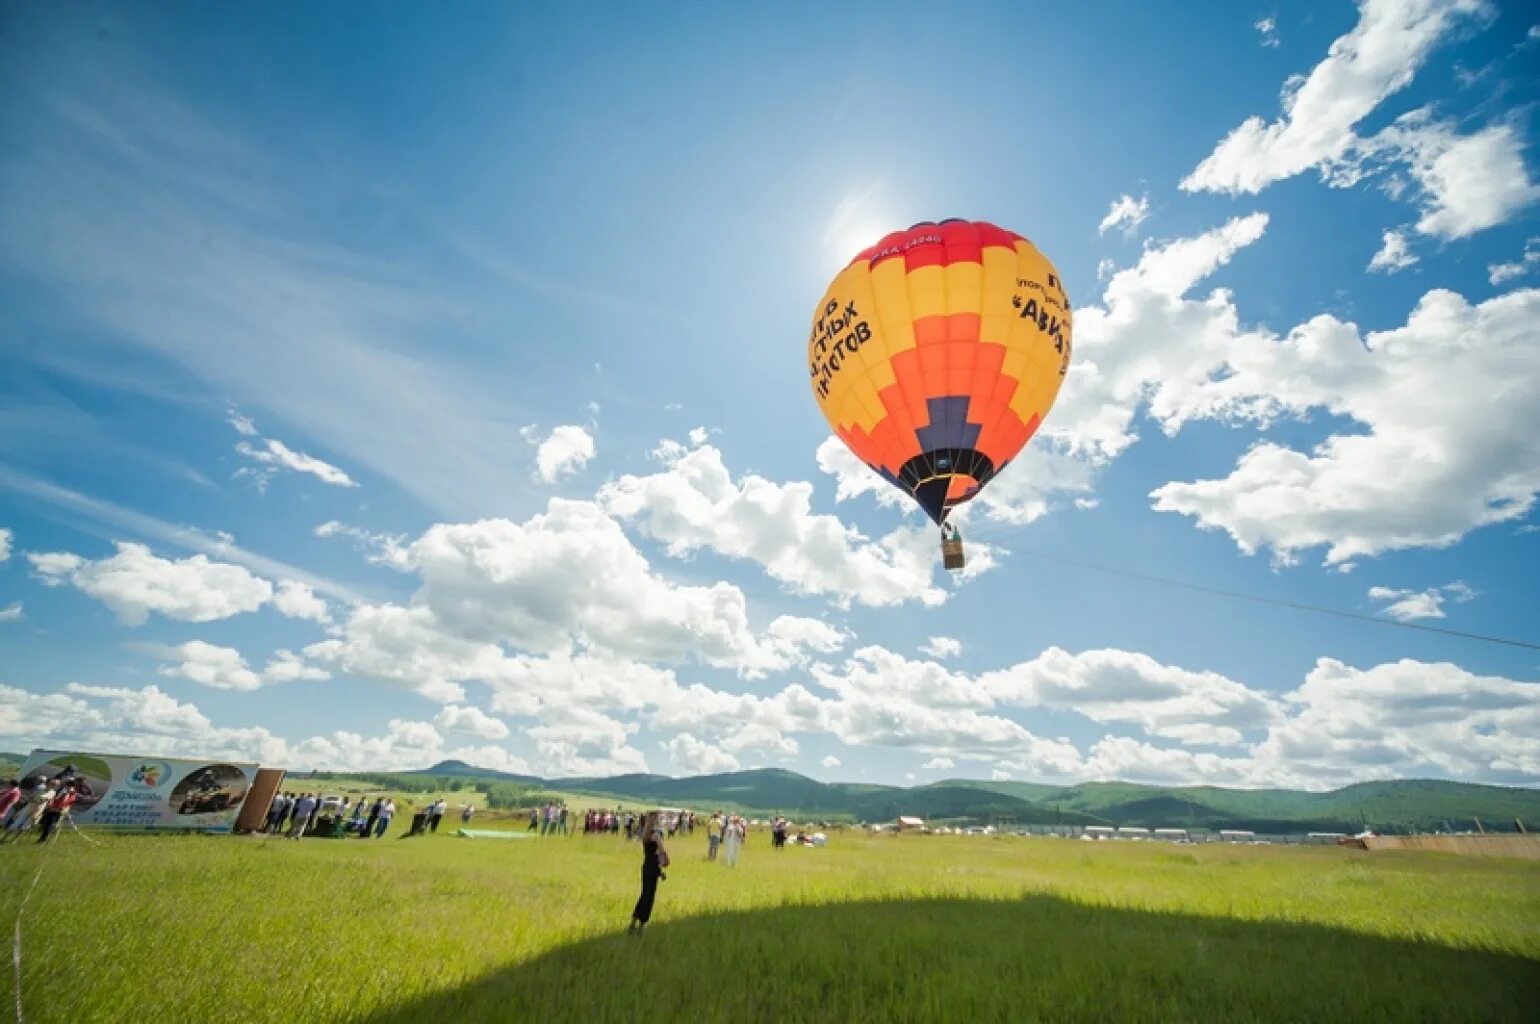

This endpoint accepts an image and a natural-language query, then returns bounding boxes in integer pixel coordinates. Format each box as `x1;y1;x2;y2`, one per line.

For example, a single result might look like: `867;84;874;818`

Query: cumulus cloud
28;542;273;625
1098;194;1150;236
0;602;25;623
980;647;1281;747
1368;581;1477;621
1184;2;1534;240
921;756;955;772
152;641;264;691
402;500;837;675
525;424;596;484
1364;117;1540;240
0;680;539;775
599;442;968;607
1487;237;1540;285
273;580;330;623
1150;287;1540;564
1367;229;1418;272
434;704;511;740
148;640;329;690
527;707;647;776
664;733;740;774
0;527;11;562
1255;16;1280;47
1182;0;1489;195
919;636;963;659
820;754;841;769
1253;658;1540;785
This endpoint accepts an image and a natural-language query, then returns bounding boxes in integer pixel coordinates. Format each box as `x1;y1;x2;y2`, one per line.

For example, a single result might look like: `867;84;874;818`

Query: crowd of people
262;792;475;840
0;771;90;844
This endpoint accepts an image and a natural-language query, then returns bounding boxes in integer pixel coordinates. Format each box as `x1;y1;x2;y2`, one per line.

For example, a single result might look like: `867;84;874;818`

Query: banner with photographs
19;749;260;832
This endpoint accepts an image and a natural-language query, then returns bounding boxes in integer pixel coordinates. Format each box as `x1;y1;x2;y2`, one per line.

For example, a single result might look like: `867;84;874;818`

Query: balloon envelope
809;219;1072;524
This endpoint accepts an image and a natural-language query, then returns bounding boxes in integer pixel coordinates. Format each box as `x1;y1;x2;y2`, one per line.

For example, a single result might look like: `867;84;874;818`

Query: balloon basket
941;537;966;571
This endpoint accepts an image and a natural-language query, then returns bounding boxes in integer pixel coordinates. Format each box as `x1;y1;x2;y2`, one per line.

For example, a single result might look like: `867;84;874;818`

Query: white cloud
0;602;24;622
314;520;411;570
152;641;264;691
304;603;481;704
527;707;648;776
1488;237;1540;285
1368;581;1477;622
1151;287;1540;564
1098;194;1150;236
235;427;357;489
261;649;331;683
688;426;711;447
1252;658;1540;785
273;580;330;623
28;541;273;625
1255;16;1280;47
0;527;11;562
1367;229;1418;272
991;769;1012;781
599;443;964;608
528;424;596;484
820;754;841;769
0;679;536;774
921;757;955;772
434;704;510;741
148;640;329;690
664;733;740;775
226;412;258;436
1182;0;1489;195
981;647;1280;747
919;636;963;659
0;468;361;604
404;501;823;676
1365;118;1540;239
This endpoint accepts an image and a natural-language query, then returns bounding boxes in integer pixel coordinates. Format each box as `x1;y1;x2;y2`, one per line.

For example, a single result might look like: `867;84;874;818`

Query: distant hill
400;762;1538;833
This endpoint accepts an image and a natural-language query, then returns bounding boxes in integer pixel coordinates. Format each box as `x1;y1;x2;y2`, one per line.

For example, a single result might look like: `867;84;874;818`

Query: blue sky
2;0;1537;789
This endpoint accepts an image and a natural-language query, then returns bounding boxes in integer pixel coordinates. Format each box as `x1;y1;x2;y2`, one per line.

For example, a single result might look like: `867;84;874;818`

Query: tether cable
1013;547;1540;652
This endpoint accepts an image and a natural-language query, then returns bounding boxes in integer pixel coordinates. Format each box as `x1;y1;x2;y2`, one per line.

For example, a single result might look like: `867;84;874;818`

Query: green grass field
4;827;1536;1022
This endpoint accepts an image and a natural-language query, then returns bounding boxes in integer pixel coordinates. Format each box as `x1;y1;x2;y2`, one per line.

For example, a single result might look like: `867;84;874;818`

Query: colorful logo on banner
126;762;171;789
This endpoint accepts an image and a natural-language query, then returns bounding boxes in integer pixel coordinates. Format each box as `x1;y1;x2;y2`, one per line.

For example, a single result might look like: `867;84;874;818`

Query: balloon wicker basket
941;537;966;571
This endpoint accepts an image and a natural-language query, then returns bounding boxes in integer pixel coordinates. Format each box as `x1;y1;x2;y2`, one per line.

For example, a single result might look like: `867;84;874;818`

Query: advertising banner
19;749;260;833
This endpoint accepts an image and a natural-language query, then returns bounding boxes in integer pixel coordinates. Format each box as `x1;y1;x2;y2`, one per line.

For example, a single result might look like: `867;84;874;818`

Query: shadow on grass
363;895;1538;1023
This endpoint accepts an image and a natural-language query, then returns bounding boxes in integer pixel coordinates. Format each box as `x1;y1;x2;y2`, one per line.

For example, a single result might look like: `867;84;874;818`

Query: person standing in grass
288;793;316;840
429;799;447;833
35;780;80;844
723;815;744;867
350;798;368;835
707;811;723;861
627;811;669;937
375;799;395;838
0;780;21;830
363;797;382;838
2;778;50;843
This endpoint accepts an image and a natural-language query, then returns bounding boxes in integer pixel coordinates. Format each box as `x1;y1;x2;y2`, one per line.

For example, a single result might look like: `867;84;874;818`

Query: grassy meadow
4;826;1537;1022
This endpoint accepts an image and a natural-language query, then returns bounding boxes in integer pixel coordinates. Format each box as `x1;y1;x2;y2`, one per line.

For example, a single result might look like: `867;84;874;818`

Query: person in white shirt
723;815;745;866
429;799;448;833
288;793;317;840
374;799;395;838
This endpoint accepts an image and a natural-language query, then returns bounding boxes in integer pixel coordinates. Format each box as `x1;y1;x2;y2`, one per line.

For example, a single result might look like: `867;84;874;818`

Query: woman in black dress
628;811;668;936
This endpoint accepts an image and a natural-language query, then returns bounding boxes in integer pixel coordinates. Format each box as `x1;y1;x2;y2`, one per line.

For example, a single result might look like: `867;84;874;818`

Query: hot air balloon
809;219;1072;570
